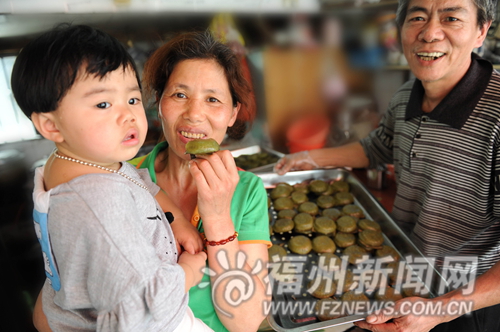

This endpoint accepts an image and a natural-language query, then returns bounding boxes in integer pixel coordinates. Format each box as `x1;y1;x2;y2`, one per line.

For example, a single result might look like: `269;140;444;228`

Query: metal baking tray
257;168;448;332
230;145;284;173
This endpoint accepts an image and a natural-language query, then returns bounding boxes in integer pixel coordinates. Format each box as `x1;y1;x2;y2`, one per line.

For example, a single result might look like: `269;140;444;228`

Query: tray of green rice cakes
230;145;284;172
257;169;448;332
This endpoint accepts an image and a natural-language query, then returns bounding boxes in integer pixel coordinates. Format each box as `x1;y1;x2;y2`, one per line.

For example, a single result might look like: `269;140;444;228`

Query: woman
34;31;271;332
133;30;271;332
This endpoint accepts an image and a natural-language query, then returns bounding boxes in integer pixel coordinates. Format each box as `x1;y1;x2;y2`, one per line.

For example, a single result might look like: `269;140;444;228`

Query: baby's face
50;66;147;165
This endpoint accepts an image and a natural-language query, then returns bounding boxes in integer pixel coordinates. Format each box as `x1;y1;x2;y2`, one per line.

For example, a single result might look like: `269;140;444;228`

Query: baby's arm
155;190;204;254
178;250;208;292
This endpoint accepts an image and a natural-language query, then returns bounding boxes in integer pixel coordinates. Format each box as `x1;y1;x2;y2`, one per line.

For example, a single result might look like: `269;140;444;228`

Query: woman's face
159;59;240;160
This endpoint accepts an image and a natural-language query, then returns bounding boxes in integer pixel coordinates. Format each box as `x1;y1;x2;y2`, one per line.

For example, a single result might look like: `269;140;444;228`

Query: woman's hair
142;30;255;140
11;23;140;119
396;0;497;28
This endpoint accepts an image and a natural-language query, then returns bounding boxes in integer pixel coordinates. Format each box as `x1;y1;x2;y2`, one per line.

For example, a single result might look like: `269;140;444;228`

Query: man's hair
11;23;140;119
396;0;497;28
142;30;255;140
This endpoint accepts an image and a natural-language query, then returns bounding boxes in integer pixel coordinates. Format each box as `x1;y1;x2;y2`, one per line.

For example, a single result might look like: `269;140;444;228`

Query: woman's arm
189;150;270;331
209;242;270;332
33;290;52;332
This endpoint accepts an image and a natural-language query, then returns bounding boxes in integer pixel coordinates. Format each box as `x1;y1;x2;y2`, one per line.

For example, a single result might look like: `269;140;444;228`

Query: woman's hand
188;150;239;226
170;218;204;254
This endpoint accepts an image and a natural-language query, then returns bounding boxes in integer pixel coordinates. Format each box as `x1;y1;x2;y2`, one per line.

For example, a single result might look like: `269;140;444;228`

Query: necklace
53;149;148;190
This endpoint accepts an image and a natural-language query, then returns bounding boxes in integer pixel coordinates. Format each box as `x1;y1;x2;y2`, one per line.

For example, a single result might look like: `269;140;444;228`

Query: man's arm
355;260;500;332
274;142;370;175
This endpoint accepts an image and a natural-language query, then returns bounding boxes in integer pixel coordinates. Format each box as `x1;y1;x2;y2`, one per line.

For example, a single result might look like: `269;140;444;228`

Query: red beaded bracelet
203;232;239;246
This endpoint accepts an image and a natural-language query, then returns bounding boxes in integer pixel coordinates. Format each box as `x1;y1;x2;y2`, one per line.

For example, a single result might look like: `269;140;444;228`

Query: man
274;0;500;331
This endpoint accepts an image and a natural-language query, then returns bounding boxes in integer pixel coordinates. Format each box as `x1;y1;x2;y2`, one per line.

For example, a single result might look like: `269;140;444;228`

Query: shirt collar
405;53;493;129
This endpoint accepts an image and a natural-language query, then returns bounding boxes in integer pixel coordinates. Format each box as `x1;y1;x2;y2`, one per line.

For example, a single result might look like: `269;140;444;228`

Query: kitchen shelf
320;0;398;10
383;64;500;70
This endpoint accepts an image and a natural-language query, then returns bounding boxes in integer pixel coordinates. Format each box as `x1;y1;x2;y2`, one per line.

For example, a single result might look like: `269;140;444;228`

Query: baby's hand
170;218;204;254
178;250;208;289
154;191;204;254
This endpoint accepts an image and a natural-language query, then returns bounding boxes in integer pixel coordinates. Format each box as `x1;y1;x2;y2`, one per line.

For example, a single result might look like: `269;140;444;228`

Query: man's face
401;0;490;86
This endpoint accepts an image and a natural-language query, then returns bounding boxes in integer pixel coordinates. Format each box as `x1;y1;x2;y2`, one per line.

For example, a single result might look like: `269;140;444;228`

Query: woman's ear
158;104;163;119
31;112;64;143
228;102;241;128
157;93;164;119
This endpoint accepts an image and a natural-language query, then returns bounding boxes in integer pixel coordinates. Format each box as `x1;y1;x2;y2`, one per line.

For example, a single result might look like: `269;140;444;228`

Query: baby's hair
11;23;140;119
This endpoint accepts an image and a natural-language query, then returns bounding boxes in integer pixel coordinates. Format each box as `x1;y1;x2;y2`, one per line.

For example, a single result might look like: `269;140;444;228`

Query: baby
11;24;211;331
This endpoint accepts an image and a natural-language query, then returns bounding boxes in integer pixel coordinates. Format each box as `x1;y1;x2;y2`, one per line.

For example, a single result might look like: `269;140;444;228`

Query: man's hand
354;297;446;332
273;150;319;175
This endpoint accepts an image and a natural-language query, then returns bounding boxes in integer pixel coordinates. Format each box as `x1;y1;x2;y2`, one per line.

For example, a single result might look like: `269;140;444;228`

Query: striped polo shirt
360;53;500;274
